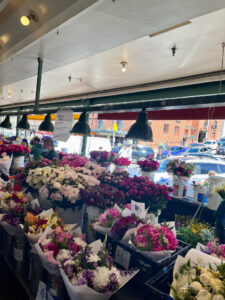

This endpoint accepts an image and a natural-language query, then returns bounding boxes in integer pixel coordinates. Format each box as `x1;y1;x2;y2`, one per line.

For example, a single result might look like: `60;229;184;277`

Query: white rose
211;279;224;293
197;289;212;300
212;295;225;300
190;281;202;293
200;271;213;286
70;272;85;286
64;259;75;266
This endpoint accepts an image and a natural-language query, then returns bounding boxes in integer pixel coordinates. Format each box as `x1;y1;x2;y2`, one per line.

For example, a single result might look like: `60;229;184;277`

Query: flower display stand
208;175;225;210
142;171;155;181
86;205;101;220
11;155;25;169
172;176;188;198
56;205;85;228
193;185;208;204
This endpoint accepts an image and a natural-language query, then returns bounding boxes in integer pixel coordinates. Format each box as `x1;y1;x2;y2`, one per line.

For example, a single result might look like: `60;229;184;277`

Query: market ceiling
0;0;225;110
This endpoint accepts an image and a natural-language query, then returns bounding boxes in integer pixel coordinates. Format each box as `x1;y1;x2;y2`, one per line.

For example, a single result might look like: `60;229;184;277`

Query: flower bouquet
138;156;159;181
113;157;131;172
175;215;214;248
98;170;129;188
130;224;178;261
90;150;116;167
111;214;144;241
118;176;172;217
199;242;225;260
58;153;88;168
171;249;225;300
35;226;86;275
22;209;66;243
92;208;121;235
60;239;137;300
167;159;195;197
80;184;126;216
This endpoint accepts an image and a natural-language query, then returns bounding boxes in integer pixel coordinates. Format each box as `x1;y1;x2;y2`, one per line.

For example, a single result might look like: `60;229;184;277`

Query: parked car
217;138;225;146
187;143;204;148
132;145;154;160
112;144;154;160
217;142;225;155
154;157;225;198
203;140;217;153
185;146;211;155
161;146;187;158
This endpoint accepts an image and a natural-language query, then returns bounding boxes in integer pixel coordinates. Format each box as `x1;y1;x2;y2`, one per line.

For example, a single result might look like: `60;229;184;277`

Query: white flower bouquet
171;249;225;300
60;239;138;300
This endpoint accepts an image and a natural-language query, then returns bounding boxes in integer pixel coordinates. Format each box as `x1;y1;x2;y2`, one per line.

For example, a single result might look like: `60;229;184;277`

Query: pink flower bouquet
90;150;116;167
111;215;144;240
94;208;121;228
131;224;178;260
113;157;131;166
166;159;195;178
137;156;159;172
203;242;225;260
58;153;88;168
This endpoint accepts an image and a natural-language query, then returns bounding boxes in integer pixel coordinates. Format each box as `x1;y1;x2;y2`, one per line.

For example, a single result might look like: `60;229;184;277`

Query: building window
174;126;179;134
163;124;169;133
97;120;104;129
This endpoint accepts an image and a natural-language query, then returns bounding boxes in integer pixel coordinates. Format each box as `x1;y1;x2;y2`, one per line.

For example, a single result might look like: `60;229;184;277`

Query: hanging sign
131;200;146;219
53;110;73;142
113;122;118;132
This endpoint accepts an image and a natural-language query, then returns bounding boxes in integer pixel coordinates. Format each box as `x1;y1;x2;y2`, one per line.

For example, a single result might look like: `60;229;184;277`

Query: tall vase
141;171;155;181
172;175;188;198
11;156;25;169
114;165;128;172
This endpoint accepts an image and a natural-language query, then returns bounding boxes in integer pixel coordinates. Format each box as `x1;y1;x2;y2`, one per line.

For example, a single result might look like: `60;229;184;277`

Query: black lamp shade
125;110;153;141
71;112;90;135
17;114;30;130
38;114;54;132
0;115;12;129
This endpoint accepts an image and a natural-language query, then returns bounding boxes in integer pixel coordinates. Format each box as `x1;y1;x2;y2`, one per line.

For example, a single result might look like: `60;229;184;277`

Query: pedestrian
41;137;59;161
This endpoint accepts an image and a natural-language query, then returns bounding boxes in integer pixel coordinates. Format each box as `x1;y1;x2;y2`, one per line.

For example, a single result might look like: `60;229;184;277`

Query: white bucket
208;175;225;210
172;176;188;198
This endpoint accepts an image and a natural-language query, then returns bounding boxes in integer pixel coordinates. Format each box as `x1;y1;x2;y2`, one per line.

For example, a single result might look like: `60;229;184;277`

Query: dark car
161;146;188;158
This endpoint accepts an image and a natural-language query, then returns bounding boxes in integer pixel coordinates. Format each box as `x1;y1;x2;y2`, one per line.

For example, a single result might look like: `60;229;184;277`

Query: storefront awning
98;106;225;120
28;114;80;121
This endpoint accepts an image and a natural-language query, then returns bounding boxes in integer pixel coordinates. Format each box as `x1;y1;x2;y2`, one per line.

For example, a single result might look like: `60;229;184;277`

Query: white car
185;146;211;155
204;140;217;153
154;157;225;198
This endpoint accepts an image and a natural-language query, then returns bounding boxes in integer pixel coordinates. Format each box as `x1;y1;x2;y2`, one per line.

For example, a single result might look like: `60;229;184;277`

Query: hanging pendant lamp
0;115;12;129
38;113;54;132
17;114;30;130
125;108;153;141
71;112;90;135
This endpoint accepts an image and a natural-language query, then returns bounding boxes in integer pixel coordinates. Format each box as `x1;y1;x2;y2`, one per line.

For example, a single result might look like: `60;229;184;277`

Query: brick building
93;118;224;151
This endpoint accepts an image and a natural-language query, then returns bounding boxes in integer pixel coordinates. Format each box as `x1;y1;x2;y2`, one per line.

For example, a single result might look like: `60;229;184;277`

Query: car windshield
170;147;179;151
204;141;211;145
221;143;225;147
188;148;199;153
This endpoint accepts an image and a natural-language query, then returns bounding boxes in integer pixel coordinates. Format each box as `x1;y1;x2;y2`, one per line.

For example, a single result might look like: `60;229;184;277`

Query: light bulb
120;61;128;72
20;15;30;26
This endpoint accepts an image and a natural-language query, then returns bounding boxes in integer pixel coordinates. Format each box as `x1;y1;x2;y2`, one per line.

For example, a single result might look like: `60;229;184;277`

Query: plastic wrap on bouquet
60;239;139;300
34;227;60;276
0;155;12;176
136;248;172;262
145;211;160;225
11;155;25;169
114;165;128;172
92;224;111;236
0;214;24;238
208;175;225;210
86;206;101;220
56;205;85;228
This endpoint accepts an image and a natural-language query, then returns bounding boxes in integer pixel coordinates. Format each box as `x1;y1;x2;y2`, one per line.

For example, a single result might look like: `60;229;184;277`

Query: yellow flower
42;224;47;230
32;225;37;230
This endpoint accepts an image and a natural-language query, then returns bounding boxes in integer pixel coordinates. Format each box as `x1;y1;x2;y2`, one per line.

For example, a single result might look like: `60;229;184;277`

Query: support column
81;113;90;156
34;57;43;112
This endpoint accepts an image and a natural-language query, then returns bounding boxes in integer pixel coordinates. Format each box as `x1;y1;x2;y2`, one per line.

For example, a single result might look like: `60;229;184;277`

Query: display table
160;196;216;225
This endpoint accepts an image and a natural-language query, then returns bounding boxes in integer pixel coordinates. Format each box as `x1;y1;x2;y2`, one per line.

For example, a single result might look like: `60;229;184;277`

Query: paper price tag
115;246;131;270
53;110;73;142
13;247;23;262
36;281;59;300
131;200;146;219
